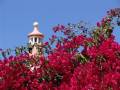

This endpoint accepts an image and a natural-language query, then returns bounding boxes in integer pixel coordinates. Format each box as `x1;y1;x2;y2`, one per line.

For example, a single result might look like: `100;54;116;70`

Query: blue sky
0;0;119;49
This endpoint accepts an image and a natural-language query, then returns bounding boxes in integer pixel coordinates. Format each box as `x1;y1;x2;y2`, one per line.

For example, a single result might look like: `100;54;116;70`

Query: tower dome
28;21;44;37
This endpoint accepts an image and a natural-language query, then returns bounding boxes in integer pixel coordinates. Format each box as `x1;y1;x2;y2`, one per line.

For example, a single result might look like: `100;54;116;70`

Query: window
31;38;33;42
39;38;41;43
35;38;37;42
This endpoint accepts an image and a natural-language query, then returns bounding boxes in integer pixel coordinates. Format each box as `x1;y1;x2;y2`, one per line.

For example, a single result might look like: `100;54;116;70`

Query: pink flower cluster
0;8;120;90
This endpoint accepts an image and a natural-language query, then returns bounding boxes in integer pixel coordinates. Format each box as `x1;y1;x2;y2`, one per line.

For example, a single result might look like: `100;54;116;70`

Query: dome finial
33;21;39;27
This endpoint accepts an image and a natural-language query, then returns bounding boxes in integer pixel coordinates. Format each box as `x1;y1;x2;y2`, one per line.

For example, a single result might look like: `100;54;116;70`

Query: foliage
0;8;120;90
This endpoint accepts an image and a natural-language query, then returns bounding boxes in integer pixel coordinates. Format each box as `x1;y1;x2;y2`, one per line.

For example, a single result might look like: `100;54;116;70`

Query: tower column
37;38;39;43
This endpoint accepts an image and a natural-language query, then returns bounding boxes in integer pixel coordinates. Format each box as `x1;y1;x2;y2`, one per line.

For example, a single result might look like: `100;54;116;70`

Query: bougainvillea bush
0;8;120;90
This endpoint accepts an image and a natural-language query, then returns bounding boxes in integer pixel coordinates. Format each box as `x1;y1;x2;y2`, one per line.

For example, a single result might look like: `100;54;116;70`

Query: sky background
0;0;120;49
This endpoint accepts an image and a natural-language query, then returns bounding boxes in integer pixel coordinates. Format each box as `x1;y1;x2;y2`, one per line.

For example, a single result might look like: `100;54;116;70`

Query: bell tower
28;21;44;56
